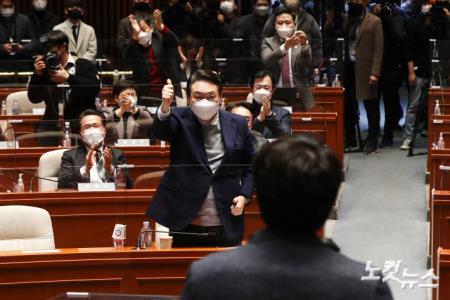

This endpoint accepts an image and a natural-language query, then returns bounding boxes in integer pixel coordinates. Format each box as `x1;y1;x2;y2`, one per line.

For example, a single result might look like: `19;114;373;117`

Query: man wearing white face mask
261;7;314;109
248;70;291;139
104;80;154;145
27;0;59;39
146;69;255;247
58;109;131;189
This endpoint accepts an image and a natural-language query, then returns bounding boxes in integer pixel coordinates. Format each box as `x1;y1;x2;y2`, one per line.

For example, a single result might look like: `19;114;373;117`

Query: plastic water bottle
332;74;341;87
63;121;71;147
434;100;441;116
313;68;321;86
11;99;19;115
5;121;15;149
438;132;445;150
115;165;126;189
323;73;329;87
1;101;6;115
113;69;120;86
16;173;24;192
95;97;102;111
139;221;152;249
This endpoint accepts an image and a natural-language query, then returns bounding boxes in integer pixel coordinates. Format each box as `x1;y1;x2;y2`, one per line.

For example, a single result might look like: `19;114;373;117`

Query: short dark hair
253;135;343;234
79;109;106;127
226;101;253;113
187;69;223;96
65;0;83;9
274;6;296;23
112;80;137;97
39;30;69;51
251;70;275;87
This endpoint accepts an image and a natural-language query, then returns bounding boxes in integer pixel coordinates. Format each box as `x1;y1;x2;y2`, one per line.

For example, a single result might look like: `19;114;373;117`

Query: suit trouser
404;77;429;139
380;68;402;136
344;62;381;143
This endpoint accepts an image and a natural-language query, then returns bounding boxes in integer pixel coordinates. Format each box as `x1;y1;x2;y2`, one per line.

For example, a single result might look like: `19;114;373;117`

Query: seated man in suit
247;70;291;138
53;0;97;62
104;80;154;145
28;29;100;146
58;109;130;189
146;69;255;247
261;6;314;109
182;135;393;300
227;101;268;152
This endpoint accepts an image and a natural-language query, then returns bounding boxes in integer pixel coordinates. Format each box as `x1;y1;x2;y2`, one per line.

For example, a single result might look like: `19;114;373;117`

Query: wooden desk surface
436;247;450;300
0;246;226;300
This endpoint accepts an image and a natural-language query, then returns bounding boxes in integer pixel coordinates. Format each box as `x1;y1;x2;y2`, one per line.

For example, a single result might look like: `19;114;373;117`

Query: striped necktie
96;151;107;182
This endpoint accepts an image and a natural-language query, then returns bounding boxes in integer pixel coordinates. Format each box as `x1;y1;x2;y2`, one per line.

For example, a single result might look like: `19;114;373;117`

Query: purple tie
282;51;290;87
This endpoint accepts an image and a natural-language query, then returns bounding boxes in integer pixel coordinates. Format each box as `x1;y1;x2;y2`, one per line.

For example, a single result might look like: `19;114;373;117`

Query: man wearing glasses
146;69;255;247
58;109;130;189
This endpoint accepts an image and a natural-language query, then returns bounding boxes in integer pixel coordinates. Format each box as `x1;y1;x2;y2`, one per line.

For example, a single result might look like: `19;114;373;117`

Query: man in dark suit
261;7;314;109
58;109;129;189
248;70;291;139
146;70;255;247
27;0;59;43
0;0;37;75
181;135;393;300
28;30;100;146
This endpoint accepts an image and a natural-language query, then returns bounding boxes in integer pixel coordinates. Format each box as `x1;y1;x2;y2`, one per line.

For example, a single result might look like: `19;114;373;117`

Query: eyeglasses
121;92;137;97
81;123;103;131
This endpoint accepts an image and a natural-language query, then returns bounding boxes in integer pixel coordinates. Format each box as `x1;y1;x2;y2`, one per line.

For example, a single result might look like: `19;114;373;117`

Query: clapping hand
161;79;174;113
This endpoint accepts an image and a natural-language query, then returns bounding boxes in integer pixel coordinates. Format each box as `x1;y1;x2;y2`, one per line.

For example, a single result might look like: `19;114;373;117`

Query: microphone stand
29;174;59;192
135;229;211;250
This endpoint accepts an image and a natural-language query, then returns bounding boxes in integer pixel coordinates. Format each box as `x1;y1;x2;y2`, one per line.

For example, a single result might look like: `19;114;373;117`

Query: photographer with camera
400;0;450;150
27;30;100;146
373;0;406;148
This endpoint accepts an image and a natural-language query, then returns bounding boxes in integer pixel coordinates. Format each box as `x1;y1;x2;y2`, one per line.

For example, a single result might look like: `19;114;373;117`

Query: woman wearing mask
104;80;154;145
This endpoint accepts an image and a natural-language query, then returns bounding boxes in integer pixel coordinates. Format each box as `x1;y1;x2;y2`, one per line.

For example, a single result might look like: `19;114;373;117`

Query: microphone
135;229;215;249
29;174;59;192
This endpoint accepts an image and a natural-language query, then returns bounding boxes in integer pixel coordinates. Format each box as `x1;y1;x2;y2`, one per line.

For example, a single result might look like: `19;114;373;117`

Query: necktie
72;25;78;45
282;49;291;87
96;151;107;182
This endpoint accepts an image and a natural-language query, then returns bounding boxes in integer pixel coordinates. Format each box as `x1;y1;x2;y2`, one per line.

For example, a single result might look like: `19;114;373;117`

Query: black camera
376;0;395;19
44;52;60;70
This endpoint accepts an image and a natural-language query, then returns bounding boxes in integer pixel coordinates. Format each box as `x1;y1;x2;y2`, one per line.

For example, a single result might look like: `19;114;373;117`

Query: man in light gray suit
261;7;314;109
181;135;393;300
53;0;97;62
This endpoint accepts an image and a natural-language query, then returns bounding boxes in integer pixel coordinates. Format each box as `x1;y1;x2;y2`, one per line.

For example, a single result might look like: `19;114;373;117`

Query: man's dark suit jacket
182;229;394;300
146;108;254;240
250;100;292;139
27;58;100;134
58;146;130;189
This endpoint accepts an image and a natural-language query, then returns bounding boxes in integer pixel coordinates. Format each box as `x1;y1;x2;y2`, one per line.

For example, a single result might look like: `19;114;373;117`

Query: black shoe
345;141;359;152
364;139;378;155
379;135;393;148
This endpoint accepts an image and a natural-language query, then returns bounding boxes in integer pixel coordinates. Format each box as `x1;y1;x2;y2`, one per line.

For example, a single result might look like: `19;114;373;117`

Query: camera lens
44;52;60;70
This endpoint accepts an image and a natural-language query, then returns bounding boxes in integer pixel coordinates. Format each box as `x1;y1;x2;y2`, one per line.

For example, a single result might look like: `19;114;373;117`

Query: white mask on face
33;0;47;11
255;6;269;16
220;1;234;15
129;95;138;108
138;31;152;46
253;88;272;104
191;99;219;122
1;7;14;18
82;128;105;147
276;25;294;39
421;4;432;15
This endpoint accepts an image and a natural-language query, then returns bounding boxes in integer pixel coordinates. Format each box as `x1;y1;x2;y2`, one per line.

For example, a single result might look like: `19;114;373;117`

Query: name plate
22;249;61;254
32;108;45;115
0;141;19;149
116;139;150;146
78;182;116;192
147;107;158;114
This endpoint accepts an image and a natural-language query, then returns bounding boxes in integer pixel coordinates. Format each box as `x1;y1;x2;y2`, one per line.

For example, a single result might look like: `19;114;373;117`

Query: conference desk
0;189;265;248
436;248;450;300
0;145;170;191
0;246;224;300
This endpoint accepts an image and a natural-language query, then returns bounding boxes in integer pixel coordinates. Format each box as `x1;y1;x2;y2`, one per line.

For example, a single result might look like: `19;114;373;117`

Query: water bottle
115;165;126;189
62;121;71;147
139;221;152;249
11;99;19;115
113;69;120;86
332;74;341;87
323;73;329;87
5;121;15;149
434;100;441;116
313;68;321;86
1;101;6;115
16;173;24;193
95;97;102;111
438;132;445;150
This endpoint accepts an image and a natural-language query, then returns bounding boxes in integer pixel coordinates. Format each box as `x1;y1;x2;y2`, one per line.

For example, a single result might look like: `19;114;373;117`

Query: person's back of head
253;134;343;234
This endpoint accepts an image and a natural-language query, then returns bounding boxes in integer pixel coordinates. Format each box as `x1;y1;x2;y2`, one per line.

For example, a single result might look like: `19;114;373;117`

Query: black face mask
67;9;82;20
133;2;150;12
348;3;364;18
